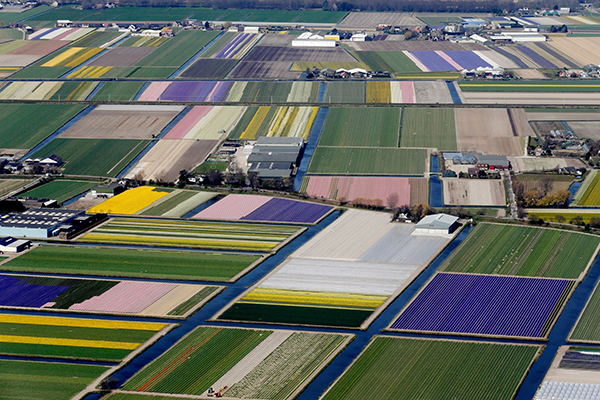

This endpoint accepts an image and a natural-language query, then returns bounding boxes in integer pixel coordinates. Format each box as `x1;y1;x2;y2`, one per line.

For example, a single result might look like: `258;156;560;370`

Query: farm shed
0;236;30;253
0;209;84;239
414;213;459;235
477;154;510;170
247;137;305;179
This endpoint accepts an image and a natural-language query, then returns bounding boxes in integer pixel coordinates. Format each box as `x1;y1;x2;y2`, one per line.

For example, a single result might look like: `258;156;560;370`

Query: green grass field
308;147;427;175
570;279;600;343
0;359;108;400
5;245;261;281
0;103;84;149
323;81;365;103
123;327;270;394
400;108;457;150
240;82;294;102
10;66;72;79
19;180;96;203
0;5;52;24
321;337;540;400
439;223;600;279
0;28;24;40
71;31;123;47
459;80;600;92
91;81;145;101
318;107;400;147
354;51;421;73
31;138;149;177
0;178;31;197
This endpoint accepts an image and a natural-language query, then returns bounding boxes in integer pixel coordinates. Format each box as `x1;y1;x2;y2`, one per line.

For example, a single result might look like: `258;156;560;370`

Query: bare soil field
512;68;548;79
532;121;567;136
347;41;485;52
527;112;600;121
11;41;65;55
461;92;600;105
409;177;429;205
543;346;600;385
228;61;300;79
443;178;506;206
568;121;600;140
548;36;600;65
88;47;156;67
67;192;105;210
255;34;294;47
0;54;39;66
60;105;183;140
414;81;452;104
510;108;536;137
337;12;423;28
180;58;238;79
125;139;219;181
243;46;355;62
509;156;586;173
455;108;524;156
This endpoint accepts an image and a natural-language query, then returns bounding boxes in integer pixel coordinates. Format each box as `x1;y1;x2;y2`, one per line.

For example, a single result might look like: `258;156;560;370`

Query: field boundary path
505;170;517;218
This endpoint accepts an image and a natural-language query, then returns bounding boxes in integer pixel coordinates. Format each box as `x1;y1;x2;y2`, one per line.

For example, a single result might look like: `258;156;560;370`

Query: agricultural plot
322;81;365;103
79;218;302;252
547;36;600;66
534;346;600;400
219;209;452;328
308;147;427;175
0;103;84;150
0;178;31;197
443;179;506;206
90;81;144;101
0;359;109;400
229;106;319;140
70;30;125;47
19;180;96;203
571;277;600;343
180;58;238;79
338;12;423;28
388;272;575;339
235;81;294;102
193;194;333;224
510;156;585;173
121;326;350;399
301;176;428;206
413;80;453;103
527;209;600;224
455;108;525;156
43;80;99;100
150;80;234;102
4;245;262;282
400;108;456;150
211;32;262;59
88;46;155;67
0;39;66;67
353;50;422;74
318;107;400;147
0;313;169;361
440;223;600;279
59;105;183;140
460;81;600;93
41;46;103;67
568;121;600;140
31;138;150;177
164;106;246;140
0;273;220;318
125;139;218;181
0;81;81;101
287;81;320;102
320;337;541;400
88;186;172;215
139;190;218;217
29;27;94;41
573;169;600;206
512;173;575;196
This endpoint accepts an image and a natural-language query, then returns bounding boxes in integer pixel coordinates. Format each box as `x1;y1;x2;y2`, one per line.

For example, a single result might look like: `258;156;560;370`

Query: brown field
347;40;485;52
527;112;600;121
125;139;219;181
455;108;524;156
414;81;452;104
11;41;66;55
0;54;39;67
443;178;506;206
228;61;301;79
512;173;574;195
461;92;600;105
338;12;424;28
568;121;600;140
509;156;586;173
510;108;536;137
512;68;548;79
409;177;429;205
255;35;295;47
60;105;183;140
532;121;566;136
88;47;155;67
243;46;355;62
548;36;600;65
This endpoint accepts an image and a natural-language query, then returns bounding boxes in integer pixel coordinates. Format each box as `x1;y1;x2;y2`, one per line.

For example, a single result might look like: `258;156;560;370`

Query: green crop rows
241;82;294;103
31;138;150;177
571;279;600;343
308;147;427;176
5;245;261;281
323;81;365;103
139;191;198;216
354;51;421;73
400;108;457;150
19;180;96;203
0;359;108;400
318;107;400;147
123;327;270;394
0;103;84;149
321;337;540;400
91;81;145;101
439;223;600;279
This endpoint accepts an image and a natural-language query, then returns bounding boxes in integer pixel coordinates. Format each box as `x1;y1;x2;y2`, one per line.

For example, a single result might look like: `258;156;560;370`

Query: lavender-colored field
493;47;528;68
160;81;228;102
444;51;491;69
516;45;557;68
241;197;332;223
0;275;69;308
193;194;273;220
390;273;572;338
410;51;456;72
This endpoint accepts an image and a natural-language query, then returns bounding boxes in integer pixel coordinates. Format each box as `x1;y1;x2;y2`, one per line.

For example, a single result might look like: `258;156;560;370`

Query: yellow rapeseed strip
243;288;387;308
302;107;319;140
0;334;139;350
268;107;288;136
0;314;167;331
241;106;270;139
42;47;83;67
64;47;103;67
88;186;170;215
69;66;112;79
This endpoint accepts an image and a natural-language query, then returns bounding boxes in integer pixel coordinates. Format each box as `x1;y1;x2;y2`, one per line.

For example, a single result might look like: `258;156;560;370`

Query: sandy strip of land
443;178;506;206
462;91;600;105
509;156;585;173
527;112;600;121
567;121;600;140
139;284;204;316
455;108;524;156
548;36;600;65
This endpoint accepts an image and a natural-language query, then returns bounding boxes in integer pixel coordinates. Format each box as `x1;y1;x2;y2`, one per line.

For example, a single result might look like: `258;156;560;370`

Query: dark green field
10;66;72;79
0;103;84;149
19;180;96;203
323;81;365;103
318;107;400;147
571;279;600;343
440;223;600;279
321;337;540;400
5;245;261;281
308;147;427;175
0;359;108;400
400;108;457;150
240;82;294;102
91;81;145;101
31;138;149;177
71;31;123;47
0;5;52;24
354;51;421;73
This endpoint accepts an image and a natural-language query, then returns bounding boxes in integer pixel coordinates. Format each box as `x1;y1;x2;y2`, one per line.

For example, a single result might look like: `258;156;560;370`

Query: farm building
247;137;305;179
414;214;459;235
292;32;337;47
0;236;31;253
462;17;487;29
91;182;125;198
477;155;510;170
0;209;85;238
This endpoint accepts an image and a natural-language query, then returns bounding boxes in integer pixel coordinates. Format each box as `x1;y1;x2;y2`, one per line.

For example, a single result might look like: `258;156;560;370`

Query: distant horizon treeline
62;0;584;14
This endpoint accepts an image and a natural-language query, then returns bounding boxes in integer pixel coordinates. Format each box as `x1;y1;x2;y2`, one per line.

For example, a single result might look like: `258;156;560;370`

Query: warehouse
476;155;510;170
0;209;85;239
0;236;31;253
247;137;305;179
414;214;459;236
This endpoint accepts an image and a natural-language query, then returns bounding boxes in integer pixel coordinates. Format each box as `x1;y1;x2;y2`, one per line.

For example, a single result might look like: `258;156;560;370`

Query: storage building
0;236;31;253
0;209;85;239
247;137;305;179
414;214;460;235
